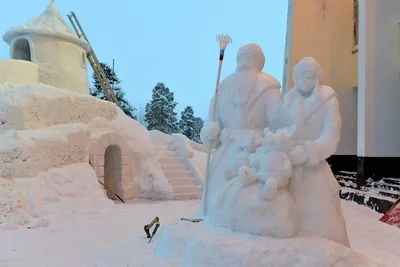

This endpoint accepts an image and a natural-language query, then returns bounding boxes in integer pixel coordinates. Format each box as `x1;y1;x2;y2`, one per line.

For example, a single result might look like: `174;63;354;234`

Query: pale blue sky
0;0;288;119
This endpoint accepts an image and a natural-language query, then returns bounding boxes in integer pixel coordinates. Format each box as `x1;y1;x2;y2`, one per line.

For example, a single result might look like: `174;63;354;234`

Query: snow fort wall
0;59;39;85
0;123;90;179
0;84;117;131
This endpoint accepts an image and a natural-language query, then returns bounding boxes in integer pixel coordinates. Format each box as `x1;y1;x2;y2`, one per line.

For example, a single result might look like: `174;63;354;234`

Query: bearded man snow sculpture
280;57;350;247
199;43;284;216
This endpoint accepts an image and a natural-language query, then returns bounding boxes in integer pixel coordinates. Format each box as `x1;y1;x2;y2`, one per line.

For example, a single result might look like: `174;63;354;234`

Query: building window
80;52;87;68
353;0;359;53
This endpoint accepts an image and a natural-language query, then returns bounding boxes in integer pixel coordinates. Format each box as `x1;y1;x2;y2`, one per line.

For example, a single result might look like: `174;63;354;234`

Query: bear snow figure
242;124;298;200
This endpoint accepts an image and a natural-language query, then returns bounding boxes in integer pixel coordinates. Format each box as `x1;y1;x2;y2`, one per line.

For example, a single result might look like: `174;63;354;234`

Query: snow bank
0;163;113;230
0;124;90;179
149;130;172;142
0;84;117;131
155;220;385;267
0;59;39;85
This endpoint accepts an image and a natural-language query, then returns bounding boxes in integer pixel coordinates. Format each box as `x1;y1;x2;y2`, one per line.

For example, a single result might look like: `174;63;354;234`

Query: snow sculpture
208;125;300;238
2;1;90;94
280;57;350;247
199;43;284;215
223;130;262;181
241;125;298;200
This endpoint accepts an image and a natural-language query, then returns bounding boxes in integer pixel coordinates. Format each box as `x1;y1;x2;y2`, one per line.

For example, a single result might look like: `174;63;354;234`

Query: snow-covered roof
3;1;89;51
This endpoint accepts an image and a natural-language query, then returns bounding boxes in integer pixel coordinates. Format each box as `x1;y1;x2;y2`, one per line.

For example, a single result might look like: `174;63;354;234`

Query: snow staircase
151;137;203;200
336;171;400;214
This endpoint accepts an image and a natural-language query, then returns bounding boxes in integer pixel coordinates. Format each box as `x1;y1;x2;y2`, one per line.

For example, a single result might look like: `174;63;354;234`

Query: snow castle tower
2;0;90;94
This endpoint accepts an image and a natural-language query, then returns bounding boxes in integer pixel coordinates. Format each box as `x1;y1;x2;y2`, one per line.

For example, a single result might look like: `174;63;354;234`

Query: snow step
173;185;202;194
157;151;178;157
155;148;176;153
165;170;193;179
168;178;198;187
174;192;202;200
159;157;182;165
340;188;394;214
161;164;187;172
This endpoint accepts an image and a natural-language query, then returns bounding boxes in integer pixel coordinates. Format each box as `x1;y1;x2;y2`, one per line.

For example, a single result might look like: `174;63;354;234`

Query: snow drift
0;163;113;230
0;123;90;178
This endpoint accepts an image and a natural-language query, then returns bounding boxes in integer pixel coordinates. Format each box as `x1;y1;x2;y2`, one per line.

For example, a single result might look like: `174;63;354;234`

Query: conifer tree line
90;62;204;143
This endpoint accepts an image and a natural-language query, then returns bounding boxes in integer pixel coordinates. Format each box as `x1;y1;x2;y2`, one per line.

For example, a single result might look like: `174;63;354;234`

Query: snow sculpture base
155;220;382;267
209;182;299;238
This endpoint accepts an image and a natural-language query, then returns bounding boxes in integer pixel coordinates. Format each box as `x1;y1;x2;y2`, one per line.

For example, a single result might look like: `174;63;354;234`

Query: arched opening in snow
12;38;32;61
104;144;122;200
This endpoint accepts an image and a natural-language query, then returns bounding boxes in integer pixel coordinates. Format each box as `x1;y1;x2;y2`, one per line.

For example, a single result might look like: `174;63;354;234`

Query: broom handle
203;58;224;216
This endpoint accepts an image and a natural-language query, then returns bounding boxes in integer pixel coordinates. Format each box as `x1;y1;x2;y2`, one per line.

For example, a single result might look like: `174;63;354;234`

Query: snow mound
155;220;385;267
0;84;117;131
0;123;90;179
0;163;113;230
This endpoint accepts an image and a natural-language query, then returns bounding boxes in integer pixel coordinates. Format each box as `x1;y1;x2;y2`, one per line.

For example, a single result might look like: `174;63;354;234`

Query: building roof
3;1;89;51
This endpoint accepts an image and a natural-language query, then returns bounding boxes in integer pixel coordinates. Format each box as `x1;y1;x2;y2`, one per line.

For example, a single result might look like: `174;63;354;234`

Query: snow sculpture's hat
2;0;90;51
236;43;265;71
293;57;324;83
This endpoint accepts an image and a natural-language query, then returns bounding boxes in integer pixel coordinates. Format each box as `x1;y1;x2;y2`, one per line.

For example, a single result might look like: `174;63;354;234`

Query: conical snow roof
3;1;89;51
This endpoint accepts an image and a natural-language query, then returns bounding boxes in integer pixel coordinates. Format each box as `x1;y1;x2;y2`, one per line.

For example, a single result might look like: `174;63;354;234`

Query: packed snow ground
1;197;399;266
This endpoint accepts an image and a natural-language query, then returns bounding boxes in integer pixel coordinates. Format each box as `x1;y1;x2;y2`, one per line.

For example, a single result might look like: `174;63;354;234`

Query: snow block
0;84;117;131
0;59;40;85
154;220;382;267
0;123;90;178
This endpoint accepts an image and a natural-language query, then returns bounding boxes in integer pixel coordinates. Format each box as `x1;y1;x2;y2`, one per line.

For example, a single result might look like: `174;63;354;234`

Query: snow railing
171;134;210;187
189;139;216;154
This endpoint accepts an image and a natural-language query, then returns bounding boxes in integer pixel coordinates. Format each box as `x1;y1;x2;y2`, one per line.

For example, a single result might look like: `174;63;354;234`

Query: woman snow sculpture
199;43;284;216
280;57;350;247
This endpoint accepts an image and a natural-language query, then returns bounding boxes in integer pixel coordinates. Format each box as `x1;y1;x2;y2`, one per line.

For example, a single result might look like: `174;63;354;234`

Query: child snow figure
223;130;262;181
215;130;262;207
209;125;301;238
242;125;299;200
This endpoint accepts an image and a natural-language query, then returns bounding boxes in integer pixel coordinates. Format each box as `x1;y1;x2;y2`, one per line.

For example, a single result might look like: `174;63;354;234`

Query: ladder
67;11;120;106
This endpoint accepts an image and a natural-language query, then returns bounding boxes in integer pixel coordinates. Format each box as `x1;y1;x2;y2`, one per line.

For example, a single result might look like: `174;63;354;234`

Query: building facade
284;0;400;186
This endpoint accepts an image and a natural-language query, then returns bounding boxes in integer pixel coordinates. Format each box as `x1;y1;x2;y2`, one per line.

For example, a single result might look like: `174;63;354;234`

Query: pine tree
136;102;147;127
145;83;178;134
193;117;204;143
179;106;197;141
90;62;137;120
